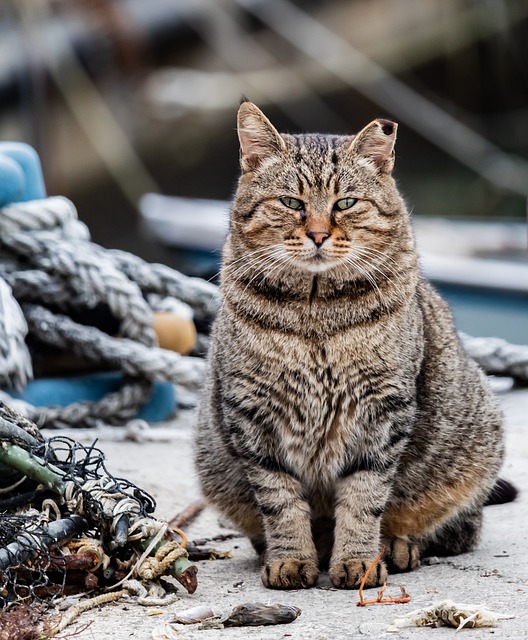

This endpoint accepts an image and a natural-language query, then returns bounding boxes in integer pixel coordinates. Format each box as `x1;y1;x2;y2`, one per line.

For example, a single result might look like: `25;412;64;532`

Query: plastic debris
392;600;514;631
171;605;215;624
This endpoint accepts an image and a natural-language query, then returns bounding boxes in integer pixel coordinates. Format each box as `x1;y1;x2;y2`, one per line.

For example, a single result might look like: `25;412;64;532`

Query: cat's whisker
242;250;291;294
226;244;282;271
257;253;295;289
349;249;409;303
224;246;289;299
351;246;400;276
342;255;382;298
222;255;272;300
226;246;285;283
352;245;402;277
350;251;397;284
350;252;407;301
223;253;281;300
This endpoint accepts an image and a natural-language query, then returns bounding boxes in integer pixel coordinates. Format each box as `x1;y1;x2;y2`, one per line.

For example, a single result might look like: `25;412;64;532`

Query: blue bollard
0;154;26;206
0;142;47;206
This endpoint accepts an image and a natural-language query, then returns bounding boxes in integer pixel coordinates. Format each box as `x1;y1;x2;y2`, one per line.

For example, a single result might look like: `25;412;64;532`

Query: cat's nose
306;230;330;247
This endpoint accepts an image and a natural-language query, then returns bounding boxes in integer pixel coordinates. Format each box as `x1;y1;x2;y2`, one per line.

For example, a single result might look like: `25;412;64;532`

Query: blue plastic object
6;372;177;423
0;142;47;205
0;154;26;205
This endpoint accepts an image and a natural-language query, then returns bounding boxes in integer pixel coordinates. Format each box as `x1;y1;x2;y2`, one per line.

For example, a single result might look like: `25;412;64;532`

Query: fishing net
0;401;195;633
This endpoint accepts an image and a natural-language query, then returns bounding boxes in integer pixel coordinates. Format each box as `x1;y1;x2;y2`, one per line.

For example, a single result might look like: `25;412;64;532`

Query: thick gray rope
23;304;206;390
2;231;157;347
0;269;82;310
460;333;528;383
0;197;218;428
0;280;32;390
0;196;77;234
108;249;220;317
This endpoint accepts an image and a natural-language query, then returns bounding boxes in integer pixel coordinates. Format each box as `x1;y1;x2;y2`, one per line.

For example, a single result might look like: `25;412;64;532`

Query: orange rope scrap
357;547;411;607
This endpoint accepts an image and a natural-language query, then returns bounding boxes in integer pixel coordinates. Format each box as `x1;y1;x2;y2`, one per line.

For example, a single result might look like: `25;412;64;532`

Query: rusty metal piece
84;573;99;590
178;565;198;595
75;544;107;572
49;551;101;572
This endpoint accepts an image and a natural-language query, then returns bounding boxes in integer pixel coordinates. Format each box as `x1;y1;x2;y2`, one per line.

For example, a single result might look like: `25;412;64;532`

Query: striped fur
195;103;504;589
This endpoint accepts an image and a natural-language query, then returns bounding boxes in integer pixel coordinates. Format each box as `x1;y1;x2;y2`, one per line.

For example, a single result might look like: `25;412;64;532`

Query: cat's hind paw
329;557;388;589
383;536;420;573
262;558;318;589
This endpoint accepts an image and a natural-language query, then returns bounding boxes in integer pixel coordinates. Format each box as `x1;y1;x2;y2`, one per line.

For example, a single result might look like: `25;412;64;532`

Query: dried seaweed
0;604;51;640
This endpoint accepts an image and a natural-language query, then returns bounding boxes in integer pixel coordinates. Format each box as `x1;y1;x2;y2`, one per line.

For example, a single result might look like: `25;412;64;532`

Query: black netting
0;401;160;611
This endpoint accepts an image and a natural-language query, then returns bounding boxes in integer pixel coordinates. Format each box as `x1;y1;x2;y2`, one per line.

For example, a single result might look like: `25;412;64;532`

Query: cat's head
229;101;410;281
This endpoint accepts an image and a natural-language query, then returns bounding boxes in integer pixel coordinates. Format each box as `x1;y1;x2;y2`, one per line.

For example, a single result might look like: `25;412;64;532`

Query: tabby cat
195;101;504;590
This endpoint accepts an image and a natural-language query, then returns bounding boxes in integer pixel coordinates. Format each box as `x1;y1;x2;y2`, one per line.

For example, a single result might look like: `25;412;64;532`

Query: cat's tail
485;478;518;505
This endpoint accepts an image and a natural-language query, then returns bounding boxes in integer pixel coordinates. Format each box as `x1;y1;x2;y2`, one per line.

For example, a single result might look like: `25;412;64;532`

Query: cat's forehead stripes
284;133;349;195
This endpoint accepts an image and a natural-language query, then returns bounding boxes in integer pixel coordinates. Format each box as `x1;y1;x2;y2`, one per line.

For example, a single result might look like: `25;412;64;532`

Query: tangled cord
0;423;188;607
459;333;528;383
0;197;219;428
49;579;179;637
136;541;188;582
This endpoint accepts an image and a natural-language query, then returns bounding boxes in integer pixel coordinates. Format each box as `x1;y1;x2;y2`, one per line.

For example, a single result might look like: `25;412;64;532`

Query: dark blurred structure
1;0;527;261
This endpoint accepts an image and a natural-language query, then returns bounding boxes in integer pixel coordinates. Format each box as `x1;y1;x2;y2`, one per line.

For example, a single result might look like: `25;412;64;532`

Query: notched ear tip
350;118;398;173
376;119;397;137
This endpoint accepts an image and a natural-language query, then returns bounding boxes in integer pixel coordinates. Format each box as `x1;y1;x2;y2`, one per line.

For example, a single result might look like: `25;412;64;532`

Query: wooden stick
168;499;206;529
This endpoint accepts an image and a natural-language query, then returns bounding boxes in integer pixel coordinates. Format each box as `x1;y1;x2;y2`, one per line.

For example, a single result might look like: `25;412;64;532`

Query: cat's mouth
300;252;343;273
284;241;345;273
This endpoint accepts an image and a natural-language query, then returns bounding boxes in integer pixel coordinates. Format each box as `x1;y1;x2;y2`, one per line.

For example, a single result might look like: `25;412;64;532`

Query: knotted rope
0;197;219;428
460;333;528;383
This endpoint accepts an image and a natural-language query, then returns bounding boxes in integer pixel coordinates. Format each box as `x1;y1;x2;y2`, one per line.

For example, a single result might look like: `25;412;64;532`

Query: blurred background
1;0;527;341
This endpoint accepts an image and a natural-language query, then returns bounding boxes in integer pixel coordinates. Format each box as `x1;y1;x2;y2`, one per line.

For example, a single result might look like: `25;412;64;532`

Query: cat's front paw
262;558;318;589
329;557;387;589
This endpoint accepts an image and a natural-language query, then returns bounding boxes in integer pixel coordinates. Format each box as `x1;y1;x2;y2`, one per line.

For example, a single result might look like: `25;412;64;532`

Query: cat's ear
237;102;286;172
349;119;397;174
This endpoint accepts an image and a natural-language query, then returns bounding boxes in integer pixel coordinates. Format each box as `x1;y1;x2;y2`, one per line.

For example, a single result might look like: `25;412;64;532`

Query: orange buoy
152;312;197;355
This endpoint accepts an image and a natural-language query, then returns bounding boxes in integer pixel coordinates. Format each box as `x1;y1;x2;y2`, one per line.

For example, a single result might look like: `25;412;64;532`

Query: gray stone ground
49;385;528;640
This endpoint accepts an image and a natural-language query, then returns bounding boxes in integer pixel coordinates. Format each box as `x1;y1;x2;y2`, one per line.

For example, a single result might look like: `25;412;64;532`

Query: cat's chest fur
221;311;415;487
273;338;357;479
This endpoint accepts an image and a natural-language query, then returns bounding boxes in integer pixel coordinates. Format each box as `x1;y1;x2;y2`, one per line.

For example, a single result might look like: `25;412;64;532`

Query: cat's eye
279;196;304;210
334;198;358;211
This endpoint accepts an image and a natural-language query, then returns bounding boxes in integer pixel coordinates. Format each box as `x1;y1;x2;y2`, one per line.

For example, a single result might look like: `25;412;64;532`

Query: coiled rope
0;197;219;428
459;333;528;383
